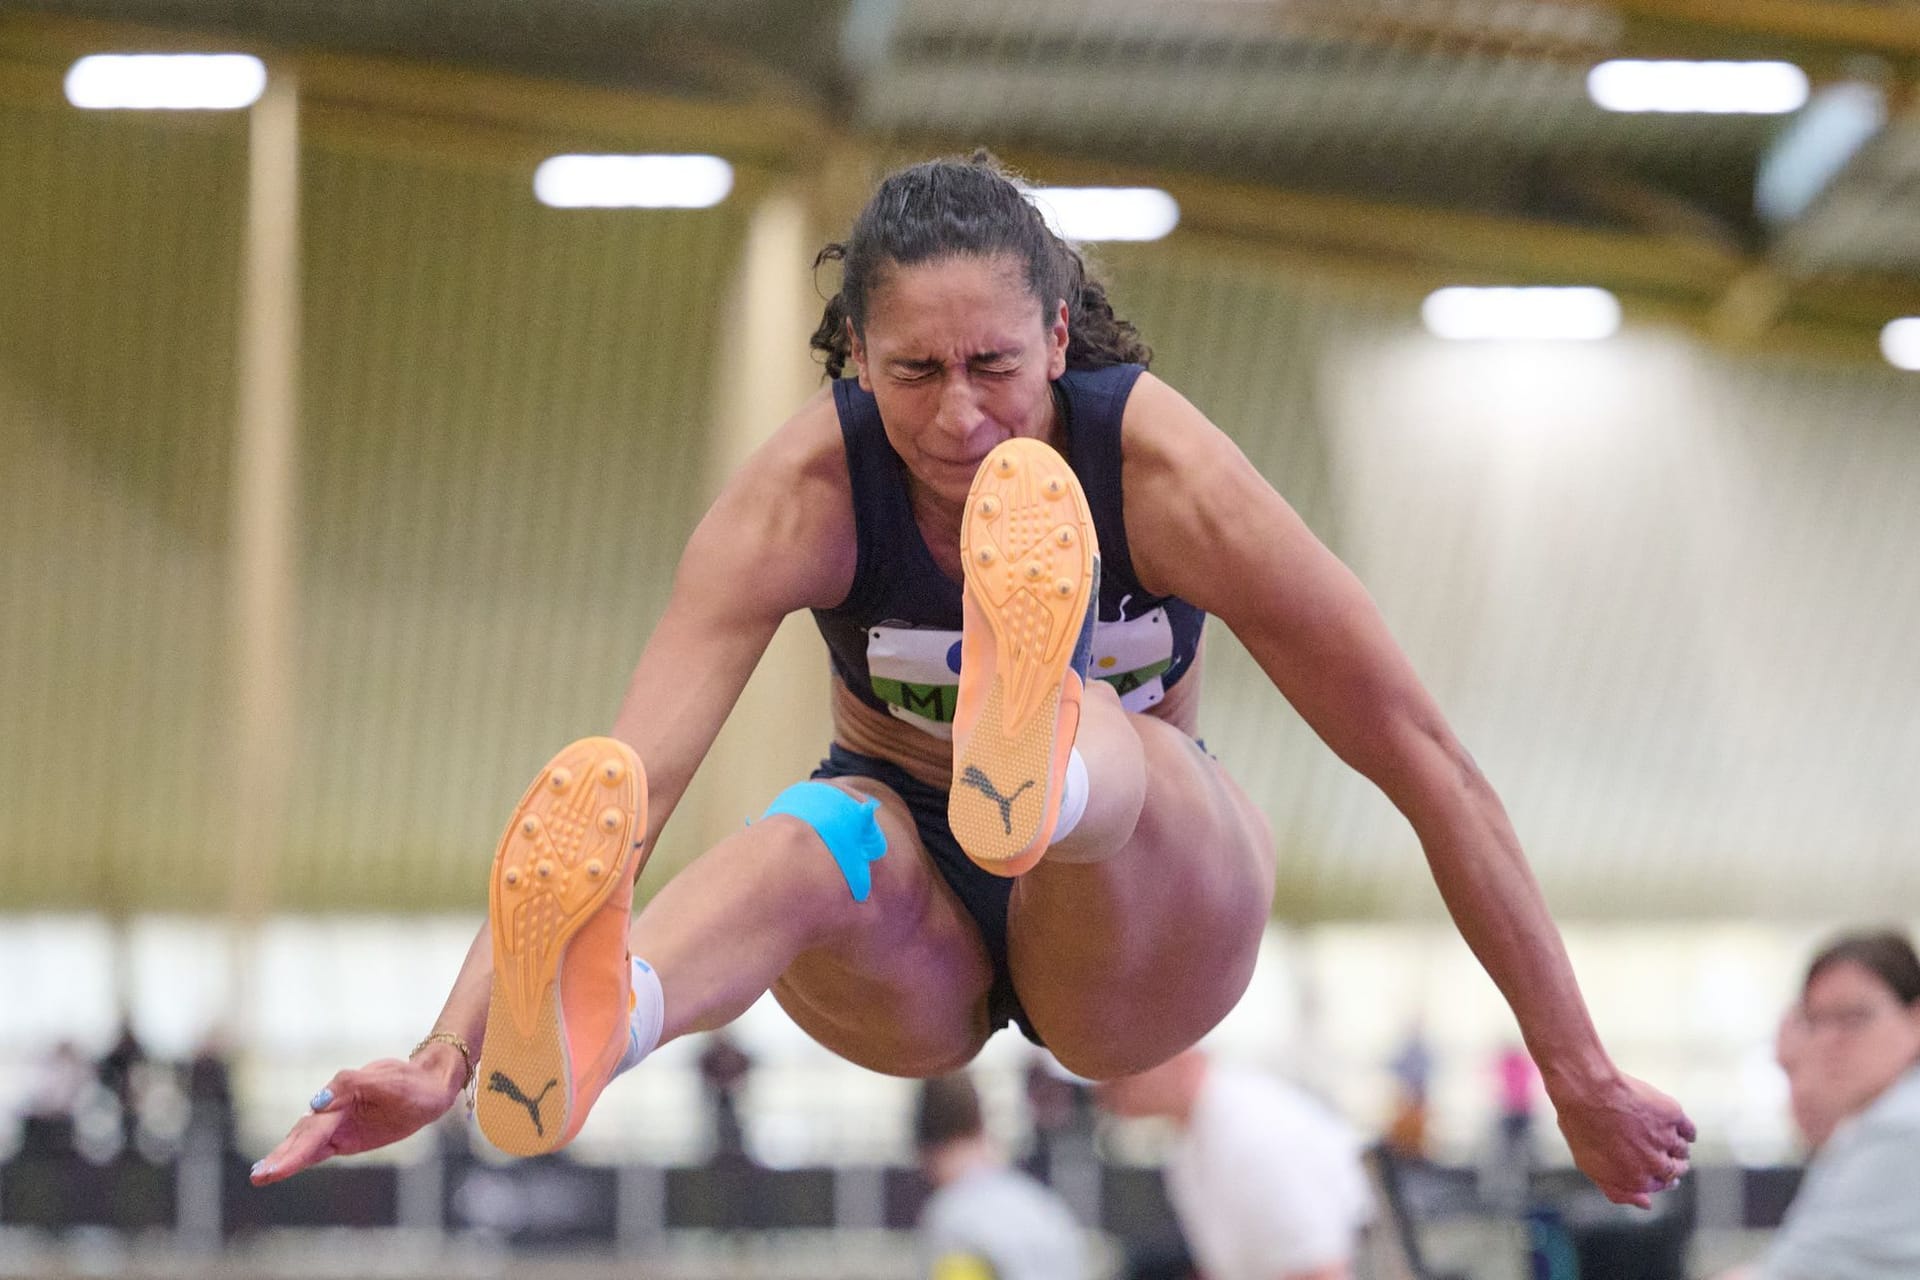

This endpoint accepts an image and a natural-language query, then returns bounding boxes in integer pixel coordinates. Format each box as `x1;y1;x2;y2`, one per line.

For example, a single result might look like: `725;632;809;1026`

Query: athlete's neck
908;483;968;582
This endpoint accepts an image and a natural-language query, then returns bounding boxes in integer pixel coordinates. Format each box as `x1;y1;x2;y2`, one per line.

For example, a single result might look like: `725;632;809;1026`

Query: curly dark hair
810;152;1151;379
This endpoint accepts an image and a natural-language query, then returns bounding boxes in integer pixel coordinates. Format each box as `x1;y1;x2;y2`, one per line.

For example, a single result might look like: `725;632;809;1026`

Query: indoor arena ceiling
4;2;1918;921
6;0;1920;340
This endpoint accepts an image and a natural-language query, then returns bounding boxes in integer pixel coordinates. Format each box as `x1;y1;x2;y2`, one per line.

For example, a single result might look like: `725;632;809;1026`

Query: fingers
1598;1181;1654;1209
309;1067;359;1114
251;1068;366;1185
1593;1139;1693;1209
1619;1153;1689;1204
251;1109;345;1185
1652;1159;1689;1195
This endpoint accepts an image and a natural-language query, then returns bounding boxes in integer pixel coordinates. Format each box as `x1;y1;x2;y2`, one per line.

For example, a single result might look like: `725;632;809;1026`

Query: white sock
1053;748;1089;843
615;956;665;1077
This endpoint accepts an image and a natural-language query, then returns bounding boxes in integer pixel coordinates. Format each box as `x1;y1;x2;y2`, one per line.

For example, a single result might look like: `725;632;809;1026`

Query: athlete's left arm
1119;373;1695;1208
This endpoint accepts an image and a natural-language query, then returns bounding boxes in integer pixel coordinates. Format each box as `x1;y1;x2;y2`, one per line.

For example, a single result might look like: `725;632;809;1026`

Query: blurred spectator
1022;1050;1093;1184
697;1029;753;1161
1097;1050;1371;1280
26;1039;90;1120
1483;1043;1540;1212
1384;1020;1433;1160
95;1022;147;1145
915;1071;1088;1280
19;1040;89;1155
1720;928;1920;1280
185;1033;238;1153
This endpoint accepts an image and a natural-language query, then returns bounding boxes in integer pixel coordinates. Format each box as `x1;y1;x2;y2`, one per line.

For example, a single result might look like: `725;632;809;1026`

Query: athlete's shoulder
744;385;852;495
1060;360;1148;394
1116;372;1248;500
1116;373;1286;602
695;385;855;612
1120;369;1222;440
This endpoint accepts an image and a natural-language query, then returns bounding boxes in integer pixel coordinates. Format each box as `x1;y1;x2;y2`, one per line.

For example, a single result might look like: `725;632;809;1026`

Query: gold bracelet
411;1030;476;1113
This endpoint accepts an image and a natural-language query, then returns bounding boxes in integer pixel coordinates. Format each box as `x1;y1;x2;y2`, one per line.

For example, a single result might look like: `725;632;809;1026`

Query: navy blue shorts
811;743;1043;1046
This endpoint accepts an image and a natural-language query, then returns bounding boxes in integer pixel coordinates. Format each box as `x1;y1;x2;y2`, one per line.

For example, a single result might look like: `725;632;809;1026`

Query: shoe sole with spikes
949;439;1100;877
476;737;646;1156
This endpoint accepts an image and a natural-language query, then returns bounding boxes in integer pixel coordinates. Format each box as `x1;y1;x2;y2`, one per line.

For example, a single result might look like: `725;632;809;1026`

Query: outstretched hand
1552;1073;1696;1209
251;1054;463;1185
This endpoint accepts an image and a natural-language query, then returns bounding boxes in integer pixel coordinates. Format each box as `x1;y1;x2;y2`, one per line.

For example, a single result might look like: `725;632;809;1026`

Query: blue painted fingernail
309;1088;333;1110
251;1160;267;1177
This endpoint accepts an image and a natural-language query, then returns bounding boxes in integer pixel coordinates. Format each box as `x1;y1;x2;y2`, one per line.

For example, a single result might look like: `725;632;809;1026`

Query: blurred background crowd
2;0;1917;1276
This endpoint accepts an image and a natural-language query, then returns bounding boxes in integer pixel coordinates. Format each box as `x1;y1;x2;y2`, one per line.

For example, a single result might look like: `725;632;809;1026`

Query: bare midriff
826;648;1206;791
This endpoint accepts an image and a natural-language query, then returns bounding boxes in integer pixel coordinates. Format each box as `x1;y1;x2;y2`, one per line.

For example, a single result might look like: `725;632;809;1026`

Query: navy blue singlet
805;363;1208;1045
812;362;1205;736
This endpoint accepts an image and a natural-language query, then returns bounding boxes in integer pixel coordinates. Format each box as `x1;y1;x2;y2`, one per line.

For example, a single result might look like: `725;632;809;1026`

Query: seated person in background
1722;928;1920;1280
1096;1049;1372;1280
916;1071;1089;1280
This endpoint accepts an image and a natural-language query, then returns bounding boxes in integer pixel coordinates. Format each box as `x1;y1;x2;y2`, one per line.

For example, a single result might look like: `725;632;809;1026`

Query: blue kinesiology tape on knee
759;782;887;902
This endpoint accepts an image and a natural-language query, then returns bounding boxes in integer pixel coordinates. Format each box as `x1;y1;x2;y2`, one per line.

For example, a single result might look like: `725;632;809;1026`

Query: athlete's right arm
609;397;858;850
253;393;854;1184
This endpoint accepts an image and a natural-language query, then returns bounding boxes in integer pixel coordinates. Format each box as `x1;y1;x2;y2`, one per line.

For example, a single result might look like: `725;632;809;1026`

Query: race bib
866;607;1174;737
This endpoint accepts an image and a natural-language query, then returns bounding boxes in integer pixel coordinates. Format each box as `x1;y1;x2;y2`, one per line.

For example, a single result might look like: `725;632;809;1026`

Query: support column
678;183;837;854
226;68;300;1030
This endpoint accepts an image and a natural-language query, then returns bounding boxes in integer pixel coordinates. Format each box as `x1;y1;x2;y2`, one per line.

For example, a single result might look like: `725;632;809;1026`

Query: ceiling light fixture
1028;187;1180;242
65;53;267;110
533;154;734;209
1421;287;1622;342
1587;60;1809;115
1881;318;1920;372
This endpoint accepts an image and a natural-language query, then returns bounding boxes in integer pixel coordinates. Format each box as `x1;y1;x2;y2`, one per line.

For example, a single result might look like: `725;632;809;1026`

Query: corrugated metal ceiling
1;1;1914;921
10;0;1917;312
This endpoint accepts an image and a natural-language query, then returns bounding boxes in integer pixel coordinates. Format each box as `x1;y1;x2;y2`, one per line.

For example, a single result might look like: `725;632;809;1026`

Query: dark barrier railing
1;1117;1801;1270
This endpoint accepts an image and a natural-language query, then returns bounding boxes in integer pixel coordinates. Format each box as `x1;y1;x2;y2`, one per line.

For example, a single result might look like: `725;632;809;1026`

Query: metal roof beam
1609;0;1920;65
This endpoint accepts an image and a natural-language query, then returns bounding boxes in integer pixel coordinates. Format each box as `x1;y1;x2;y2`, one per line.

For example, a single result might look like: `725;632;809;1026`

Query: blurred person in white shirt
1098;1049;1371;1280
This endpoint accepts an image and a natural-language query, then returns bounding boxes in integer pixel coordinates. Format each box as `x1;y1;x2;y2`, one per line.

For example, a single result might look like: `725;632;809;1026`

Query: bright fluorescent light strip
1422;287;1621;341
533;154;733;209
1588;60;1808;114
1029;187;1180;242
1882;318;1920;372
65;53;266;110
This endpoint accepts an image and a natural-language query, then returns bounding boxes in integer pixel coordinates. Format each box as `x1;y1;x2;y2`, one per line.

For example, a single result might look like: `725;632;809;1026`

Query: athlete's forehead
861;253;1046;362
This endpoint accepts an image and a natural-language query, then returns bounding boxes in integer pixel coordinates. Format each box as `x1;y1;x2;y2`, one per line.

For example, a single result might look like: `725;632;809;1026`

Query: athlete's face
849;253;1069;507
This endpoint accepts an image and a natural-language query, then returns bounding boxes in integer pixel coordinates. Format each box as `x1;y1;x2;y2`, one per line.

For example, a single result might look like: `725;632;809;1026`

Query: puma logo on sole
959;766;1034;835
487;1071;559;1137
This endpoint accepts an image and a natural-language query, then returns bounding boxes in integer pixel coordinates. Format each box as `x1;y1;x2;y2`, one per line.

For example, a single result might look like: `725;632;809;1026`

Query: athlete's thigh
771;776;998;1077
1007;715;1276;1078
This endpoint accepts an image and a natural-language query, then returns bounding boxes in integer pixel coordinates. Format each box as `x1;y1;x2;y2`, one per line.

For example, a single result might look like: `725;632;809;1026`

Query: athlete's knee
756;780;889;903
